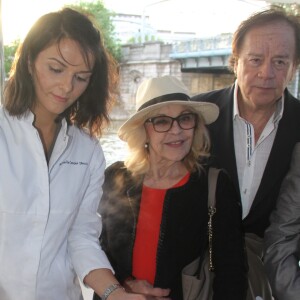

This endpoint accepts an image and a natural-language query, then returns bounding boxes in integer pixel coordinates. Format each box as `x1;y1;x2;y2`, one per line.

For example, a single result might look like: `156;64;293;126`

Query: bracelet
101;283;124;300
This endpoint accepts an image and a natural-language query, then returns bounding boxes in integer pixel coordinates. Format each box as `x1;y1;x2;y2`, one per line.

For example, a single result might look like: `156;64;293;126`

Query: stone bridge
113;35;299;120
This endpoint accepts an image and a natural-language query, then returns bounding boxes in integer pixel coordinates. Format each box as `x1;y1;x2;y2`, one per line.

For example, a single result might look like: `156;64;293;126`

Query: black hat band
138;93;191;111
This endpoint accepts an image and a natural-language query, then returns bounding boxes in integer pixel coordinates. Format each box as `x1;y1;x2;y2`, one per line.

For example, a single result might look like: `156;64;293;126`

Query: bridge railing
171;33;233;56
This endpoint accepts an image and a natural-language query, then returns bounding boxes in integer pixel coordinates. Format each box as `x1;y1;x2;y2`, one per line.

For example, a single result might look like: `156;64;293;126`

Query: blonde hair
123;106;211;177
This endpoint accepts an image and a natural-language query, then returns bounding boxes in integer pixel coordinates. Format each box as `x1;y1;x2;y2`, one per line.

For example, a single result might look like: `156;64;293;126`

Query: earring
144;142;149;149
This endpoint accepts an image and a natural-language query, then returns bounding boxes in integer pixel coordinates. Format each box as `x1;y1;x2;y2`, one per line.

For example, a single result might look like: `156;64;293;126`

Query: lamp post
141;0;170;43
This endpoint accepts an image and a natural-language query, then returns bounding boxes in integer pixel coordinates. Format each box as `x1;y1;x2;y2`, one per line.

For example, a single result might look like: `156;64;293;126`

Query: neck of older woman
144;160;188;189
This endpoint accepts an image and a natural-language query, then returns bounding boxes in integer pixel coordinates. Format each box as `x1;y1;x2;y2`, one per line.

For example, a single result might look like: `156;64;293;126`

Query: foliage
3;0;121;78
127;34;159;44
271;3;300;15
4;39;20;78
67;0;121;61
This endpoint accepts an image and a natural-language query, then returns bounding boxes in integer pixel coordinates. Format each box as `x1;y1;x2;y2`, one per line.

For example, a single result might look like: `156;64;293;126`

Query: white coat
0;107;112;300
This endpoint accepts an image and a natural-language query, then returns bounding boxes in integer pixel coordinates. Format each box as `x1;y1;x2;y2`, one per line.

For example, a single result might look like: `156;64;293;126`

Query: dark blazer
192;84;300;237
94;162;247;300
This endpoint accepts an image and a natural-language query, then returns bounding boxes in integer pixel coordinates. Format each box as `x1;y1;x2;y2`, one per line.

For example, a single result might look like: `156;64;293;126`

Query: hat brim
118;100;219;141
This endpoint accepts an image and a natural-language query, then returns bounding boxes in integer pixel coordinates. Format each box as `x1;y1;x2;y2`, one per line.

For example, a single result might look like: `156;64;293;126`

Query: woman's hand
123;278;171;299
111;291;171;300
84;269;171;300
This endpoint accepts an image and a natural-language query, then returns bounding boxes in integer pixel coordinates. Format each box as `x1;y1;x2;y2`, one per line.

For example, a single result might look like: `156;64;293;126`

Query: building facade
114;37;299;120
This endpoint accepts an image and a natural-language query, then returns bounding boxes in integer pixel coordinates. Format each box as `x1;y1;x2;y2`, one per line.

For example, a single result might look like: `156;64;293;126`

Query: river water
100;132;128;167
99;121;128;167
81;121;129;300
81;130;127;300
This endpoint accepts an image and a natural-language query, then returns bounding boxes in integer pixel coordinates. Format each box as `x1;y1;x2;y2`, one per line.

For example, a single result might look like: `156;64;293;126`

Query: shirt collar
233;80;240;119
21;109;69;133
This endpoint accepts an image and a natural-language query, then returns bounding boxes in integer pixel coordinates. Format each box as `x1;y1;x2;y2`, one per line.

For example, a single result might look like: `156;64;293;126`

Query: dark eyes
49;66;90;82
152;118;169;125
74;74;89;82
49;66;62;73
248;58;288;69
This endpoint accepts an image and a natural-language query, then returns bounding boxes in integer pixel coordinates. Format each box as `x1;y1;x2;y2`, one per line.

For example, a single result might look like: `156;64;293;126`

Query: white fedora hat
118;76;219;141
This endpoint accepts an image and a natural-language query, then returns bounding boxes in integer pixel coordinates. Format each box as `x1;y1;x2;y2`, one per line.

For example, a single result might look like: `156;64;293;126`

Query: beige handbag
182;168;273;300
181;168;220;300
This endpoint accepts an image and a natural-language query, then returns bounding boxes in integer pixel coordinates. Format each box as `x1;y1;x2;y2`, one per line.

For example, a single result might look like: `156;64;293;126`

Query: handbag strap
207;167;221;271
208;167;220;207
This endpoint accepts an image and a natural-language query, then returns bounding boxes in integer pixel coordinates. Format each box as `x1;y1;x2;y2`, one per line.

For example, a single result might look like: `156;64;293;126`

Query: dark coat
94;162;247;300
192;85;300;237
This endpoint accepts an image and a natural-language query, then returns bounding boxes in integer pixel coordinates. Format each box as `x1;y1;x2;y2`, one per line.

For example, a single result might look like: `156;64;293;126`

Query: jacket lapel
250;90;300;212
209;86;240;193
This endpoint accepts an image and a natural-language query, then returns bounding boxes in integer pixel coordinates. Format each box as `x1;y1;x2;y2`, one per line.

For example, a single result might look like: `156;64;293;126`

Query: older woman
94;76;247;300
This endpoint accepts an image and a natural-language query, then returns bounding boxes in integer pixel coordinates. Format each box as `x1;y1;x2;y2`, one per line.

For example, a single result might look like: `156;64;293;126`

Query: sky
1;0;269;45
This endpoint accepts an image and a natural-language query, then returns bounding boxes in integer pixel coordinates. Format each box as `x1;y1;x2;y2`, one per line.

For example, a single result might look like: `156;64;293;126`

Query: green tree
4;39;20;78
67;0;121;61
127;34;161;44
4;1;121;78
271;3;300;15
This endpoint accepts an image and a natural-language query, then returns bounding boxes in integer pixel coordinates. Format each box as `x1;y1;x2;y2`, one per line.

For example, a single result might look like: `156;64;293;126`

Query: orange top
132;173;190;284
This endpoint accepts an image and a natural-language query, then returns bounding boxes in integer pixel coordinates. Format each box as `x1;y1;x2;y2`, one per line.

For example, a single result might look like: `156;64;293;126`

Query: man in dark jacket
192;8;300;238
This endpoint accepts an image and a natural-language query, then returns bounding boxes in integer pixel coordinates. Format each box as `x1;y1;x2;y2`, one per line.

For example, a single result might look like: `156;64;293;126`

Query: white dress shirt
0;107;112;300
233;83;284;219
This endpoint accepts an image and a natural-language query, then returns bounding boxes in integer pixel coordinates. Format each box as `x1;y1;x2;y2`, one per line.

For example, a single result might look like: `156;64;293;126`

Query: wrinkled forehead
241;22;296;60
244;21;295;47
